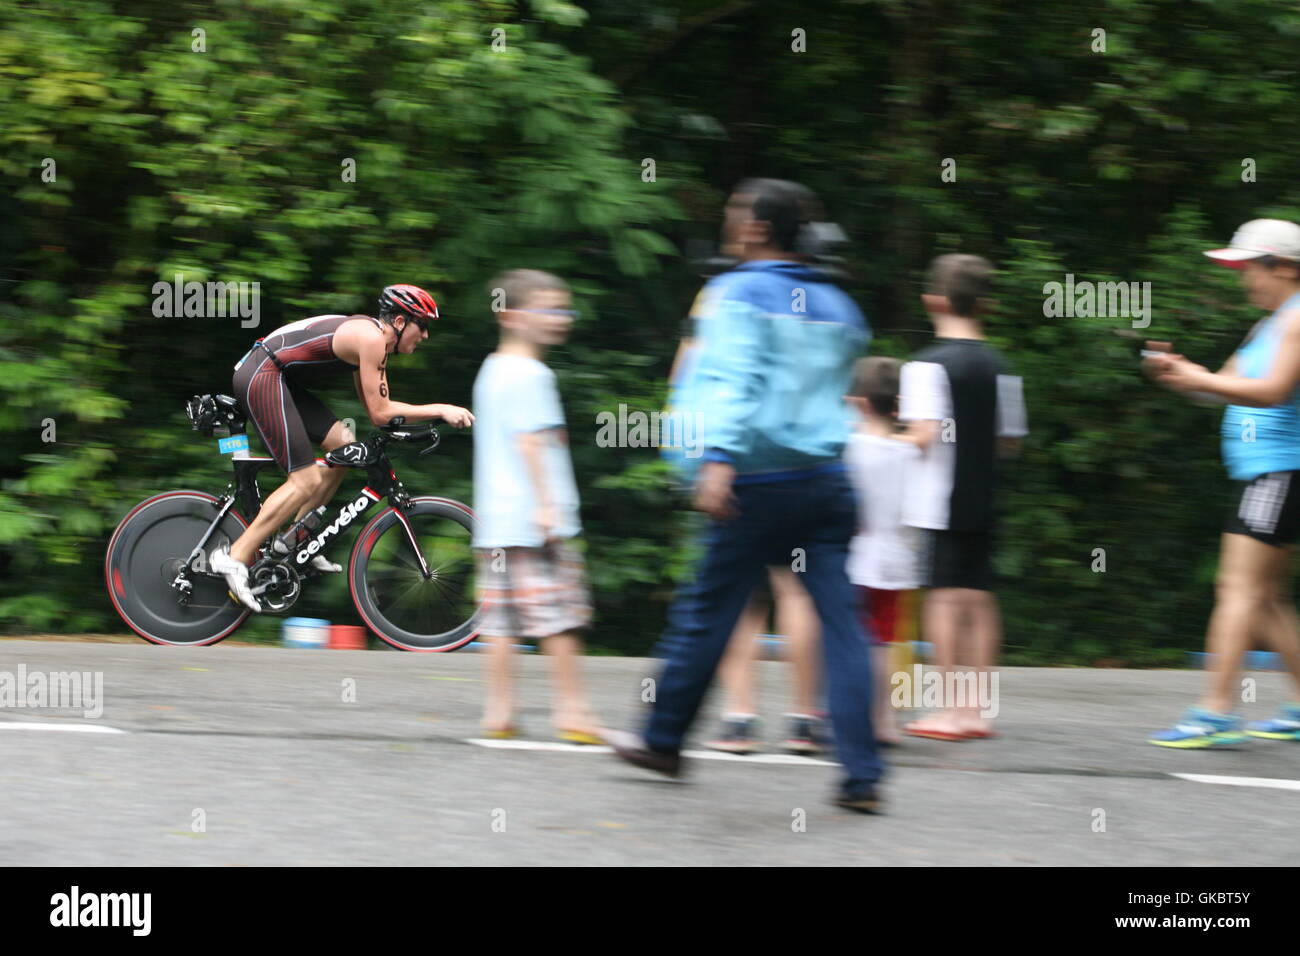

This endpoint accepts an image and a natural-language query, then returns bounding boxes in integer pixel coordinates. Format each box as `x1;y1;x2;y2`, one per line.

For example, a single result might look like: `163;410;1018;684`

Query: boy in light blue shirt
472;269;599;744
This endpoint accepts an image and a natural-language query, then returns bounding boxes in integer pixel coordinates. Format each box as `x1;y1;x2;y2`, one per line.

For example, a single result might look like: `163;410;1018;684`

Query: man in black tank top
211;285;475;611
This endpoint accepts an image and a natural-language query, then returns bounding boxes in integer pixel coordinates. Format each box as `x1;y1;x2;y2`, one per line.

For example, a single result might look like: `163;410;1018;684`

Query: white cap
1204;219;1300;268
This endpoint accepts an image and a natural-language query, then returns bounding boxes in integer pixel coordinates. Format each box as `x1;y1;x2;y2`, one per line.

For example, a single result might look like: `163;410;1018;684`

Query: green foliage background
3;0;1299;662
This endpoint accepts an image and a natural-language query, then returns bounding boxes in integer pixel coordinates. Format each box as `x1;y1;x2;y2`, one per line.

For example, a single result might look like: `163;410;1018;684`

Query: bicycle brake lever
418;428;441;455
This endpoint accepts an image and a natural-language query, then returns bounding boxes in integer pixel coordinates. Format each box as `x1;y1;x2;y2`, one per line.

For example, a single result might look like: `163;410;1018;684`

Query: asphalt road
2;639;1298;866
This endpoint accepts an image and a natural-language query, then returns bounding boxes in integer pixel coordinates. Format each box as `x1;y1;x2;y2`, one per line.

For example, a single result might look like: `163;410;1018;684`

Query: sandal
557;729;605;746
903;720;967;742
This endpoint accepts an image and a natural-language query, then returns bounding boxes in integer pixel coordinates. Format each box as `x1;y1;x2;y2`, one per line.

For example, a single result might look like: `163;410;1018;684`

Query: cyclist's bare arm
335;320;473;427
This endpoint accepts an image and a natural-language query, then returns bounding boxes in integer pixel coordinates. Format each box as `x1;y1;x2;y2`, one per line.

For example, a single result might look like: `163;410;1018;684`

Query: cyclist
210;285;474;611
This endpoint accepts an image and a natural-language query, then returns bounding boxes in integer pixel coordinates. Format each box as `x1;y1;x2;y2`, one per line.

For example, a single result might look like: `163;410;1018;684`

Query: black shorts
1224;471;1300;547
921;528;994;591
232;352;338;473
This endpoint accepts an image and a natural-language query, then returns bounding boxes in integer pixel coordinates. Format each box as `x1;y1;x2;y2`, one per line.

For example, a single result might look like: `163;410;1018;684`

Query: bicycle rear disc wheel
105;491;250;646
349;496;479;651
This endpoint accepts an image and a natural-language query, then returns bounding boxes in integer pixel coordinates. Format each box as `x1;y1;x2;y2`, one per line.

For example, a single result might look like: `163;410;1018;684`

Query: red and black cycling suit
232;314;383;473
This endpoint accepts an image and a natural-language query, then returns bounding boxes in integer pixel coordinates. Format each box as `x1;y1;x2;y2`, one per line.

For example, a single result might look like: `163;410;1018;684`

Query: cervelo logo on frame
295;490;381;564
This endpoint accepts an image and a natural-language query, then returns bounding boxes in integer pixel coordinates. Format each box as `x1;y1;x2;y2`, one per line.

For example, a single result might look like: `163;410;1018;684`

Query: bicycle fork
391;506;433;578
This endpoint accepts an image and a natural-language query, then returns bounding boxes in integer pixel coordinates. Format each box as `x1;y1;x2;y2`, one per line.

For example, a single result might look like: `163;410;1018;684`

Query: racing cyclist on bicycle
211;284;474;611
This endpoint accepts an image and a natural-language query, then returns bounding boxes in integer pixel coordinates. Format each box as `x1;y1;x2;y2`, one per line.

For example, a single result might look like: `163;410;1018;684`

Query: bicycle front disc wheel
348;496;480;651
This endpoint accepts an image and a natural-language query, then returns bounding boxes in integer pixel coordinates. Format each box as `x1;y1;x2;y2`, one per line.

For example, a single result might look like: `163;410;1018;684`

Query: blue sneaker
1148;708;1247;749
1245;703;1300;741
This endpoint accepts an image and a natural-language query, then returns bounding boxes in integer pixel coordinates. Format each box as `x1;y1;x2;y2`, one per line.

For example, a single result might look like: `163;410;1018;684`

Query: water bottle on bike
271;506;327;558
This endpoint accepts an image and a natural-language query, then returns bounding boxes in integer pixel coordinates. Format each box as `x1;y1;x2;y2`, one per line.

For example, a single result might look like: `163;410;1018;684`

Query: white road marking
1171;772;1300;792
470;738;613;753
0;722;127;734
467;737;837;766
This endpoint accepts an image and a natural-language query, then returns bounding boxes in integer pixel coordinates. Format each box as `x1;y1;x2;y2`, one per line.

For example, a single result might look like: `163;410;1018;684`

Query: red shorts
859;586;905;646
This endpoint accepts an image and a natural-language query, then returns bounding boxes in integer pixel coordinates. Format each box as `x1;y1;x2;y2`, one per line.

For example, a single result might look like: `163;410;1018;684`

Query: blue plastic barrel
282;617;330;649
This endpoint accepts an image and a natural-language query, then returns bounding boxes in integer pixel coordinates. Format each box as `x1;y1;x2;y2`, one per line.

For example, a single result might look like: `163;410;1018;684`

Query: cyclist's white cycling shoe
309;555;343;573
210;547;261;612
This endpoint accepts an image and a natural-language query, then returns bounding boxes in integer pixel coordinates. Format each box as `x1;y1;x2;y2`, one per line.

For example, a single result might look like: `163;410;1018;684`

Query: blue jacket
665;260;869;484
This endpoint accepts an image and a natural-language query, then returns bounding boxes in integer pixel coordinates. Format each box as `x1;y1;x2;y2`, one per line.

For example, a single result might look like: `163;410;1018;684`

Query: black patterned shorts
1225;471;1300;547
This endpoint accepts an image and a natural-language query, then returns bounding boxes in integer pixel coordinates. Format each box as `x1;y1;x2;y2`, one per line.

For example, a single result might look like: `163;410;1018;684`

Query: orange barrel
329;625;367;650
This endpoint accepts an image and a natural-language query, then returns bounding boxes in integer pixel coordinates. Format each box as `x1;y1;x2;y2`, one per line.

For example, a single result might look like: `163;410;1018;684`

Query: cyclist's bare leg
229;466;324;566
290;420;354;521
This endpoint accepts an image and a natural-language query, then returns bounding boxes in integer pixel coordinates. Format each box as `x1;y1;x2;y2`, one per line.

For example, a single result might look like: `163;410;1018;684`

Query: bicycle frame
280;456;429;577
176;425;433;596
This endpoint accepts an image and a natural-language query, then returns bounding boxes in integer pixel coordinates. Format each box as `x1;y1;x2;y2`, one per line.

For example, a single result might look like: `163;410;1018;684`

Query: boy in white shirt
472;269;600;744
845;356;922;744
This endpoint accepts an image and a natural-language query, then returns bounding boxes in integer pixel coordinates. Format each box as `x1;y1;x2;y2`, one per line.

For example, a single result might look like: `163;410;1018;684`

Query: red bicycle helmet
377;284;440;324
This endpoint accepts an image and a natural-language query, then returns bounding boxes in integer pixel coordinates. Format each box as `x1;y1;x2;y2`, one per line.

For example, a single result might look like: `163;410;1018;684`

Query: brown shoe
603;729;683;779
834;783;884;814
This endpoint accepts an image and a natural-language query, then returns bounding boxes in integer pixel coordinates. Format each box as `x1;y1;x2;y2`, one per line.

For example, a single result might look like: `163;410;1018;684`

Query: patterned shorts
474;540;593;639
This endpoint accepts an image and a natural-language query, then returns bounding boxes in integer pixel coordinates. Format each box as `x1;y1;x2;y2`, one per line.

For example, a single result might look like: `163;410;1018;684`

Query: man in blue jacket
607;179;884;812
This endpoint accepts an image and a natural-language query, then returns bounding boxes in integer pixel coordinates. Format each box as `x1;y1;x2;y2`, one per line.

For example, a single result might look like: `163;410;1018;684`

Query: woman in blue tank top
1146;219;1300;749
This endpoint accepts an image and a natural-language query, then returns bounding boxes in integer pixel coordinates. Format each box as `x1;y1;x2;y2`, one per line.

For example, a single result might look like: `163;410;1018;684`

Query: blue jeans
644;468;883;789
